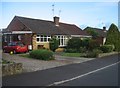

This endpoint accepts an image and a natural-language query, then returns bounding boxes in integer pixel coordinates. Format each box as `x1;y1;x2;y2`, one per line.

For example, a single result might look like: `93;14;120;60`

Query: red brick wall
95;37;104;45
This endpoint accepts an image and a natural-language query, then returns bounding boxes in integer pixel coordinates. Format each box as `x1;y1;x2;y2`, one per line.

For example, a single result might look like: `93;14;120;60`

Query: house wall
103;37;106;45
32;34;50;50
95;37;105;45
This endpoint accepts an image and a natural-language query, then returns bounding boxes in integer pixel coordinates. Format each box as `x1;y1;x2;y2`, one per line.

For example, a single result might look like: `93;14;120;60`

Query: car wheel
10;51;14;55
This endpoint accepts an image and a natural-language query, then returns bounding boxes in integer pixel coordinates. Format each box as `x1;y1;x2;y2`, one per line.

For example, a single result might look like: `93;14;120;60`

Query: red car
3;41;28;54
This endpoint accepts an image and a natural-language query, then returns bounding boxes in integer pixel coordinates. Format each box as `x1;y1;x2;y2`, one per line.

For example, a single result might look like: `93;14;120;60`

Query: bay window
56;35;68;47
36;34;51;42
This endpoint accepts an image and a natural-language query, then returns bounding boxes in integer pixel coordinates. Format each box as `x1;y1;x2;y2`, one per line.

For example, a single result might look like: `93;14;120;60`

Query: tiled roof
84;27;107;37
15;16;89;36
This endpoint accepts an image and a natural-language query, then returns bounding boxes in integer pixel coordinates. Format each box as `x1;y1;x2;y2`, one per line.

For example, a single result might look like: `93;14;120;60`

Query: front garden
20;23;120;60
63;37;115;58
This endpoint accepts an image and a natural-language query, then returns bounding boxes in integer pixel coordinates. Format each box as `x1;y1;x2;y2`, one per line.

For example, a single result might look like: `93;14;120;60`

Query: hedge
100;45;114;53
29;49;54;60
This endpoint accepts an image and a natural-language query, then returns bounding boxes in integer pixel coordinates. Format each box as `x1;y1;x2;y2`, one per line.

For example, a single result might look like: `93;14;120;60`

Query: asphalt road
2;54;120;86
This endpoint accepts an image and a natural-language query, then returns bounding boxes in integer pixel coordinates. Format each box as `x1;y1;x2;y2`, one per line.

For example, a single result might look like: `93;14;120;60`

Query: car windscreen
8;42;16;46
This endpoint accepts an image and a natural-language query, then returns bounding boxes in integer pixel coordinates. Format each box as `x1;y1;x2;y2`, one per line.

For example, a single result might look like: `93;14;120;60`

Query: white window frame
36;34;51;43
56;35;68;47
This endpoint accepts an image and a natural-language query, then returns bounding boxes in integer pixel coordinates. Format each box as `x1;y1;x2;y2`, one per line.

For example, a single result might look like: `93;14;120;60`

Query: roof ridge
16;16;53;23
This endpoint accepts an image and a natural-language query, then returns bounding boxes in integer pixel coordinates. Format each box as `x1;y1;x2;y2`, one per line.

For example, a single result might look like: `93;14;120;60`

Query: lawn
19;54;31;58
62;53;86;57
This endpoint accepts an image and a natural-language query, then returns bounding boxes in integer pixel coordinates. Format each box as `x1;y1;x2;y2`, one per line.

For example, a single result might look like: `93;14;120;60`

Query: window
10;35;12;42
36;34;51;42
56;35;68;47
4;35;7;42
18;35;21;40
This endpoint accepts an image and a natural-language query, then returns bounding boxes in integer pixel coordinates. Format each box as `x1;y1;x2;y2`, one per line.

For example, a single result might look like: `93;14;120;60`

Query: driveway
2;53;95;73
2;54;119;86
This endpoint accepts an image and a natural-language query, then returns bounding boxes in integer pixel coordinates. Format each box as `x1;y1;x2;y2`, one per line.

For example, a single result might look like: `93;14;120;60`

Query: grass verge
62;53;86;57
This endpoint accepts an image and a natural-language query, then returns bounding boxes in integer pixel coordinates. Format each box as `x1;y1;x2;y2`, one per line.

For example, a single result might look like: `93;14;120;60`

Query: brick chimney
54;16;59;26
103;26;106;32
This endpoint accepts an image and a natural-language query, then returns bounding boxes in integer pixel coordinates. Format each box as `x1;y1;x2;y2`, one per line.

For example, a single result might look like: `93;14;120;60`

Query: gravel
2;53;95;73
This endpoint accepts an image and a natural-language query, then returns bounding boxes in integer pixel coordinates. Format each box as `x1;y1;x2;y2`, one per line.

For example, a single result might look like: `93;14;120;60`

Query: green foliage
88;39;100;50
29;49;54;60
65;48;78;53
100;45;114;53
86;28;99;39
66;37;82;52
86;49;103;58
81;38;90;49
105;23;120;51
49;37;59;52
67;37;82;49
66;38;100;53
62;53;81;57
79;47;87;53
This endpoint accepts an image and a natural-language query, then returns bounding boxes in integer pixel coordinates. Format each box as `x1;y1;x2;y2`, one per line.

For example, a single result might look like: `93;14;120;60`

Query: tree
49;37;59;52
105;23;120;51
86;28;99;39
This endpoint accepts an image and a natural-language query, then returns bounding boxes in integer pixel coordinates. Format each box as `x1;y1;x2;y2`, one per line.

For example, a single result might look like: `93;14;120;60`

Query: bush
86;49;103;58
29;49;54;60
66;37;82;52
49;37;59;52
79;47;87;53
100;45;114;53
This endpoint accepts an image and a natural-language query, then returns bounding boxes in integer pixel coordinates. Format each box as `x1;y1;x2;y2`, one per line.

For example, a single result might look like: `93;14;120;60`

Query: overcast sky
0;0;119;30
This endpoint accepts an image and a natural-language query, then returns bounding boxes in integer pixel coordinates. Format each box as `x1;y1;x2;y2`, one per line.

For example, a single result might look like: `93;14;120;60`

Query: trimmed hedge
100;45;114;53
29;49;54;60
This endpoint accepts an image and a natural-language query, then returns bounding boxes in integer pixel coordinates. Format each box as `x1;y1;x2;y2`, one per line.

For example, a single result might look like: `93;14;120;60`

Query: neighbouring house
84;26;107;45
2;16;91;51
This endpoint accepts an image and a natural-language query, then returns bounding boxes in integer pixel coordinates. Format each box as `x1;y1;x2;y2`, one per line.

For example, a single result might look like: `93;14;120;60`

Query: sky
0;0;119;30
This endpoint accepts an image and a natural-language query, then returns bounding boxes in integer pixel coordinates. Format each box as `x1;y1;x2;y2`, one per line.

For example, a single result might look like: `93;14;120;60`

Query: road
2;54;120;86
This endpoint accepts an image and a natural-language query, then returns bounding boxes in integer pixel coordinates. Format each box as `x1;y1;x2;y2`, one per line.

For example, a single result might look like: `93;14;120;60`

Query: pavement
2;53;95;72
2;54;119;86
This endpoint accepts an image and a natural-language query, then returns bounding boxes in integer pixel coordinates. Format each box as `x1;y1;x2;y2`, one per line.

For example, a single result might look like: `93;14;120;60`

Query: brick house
84;26;107;45
2;16;91;51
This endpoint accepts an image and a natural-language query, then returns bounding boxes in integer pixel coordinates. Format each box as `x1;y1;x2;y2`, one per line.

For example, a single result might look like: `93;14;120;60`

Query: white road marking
48;61;120;86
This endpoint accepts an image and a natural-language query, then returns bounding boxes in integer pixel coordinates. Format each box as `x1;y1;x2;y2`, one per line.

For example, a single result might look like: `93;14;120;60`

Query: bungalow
2;16;91;51
84;26;107;45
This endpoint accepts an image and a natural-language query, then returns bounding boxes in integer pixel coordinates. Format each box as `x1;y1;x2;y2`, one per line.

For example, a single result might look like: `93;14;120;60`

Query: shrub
79;47;87;53
86;49;103;58
29;49;54;60
100;45;114;53
66;37;82;52
49;37;59;52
